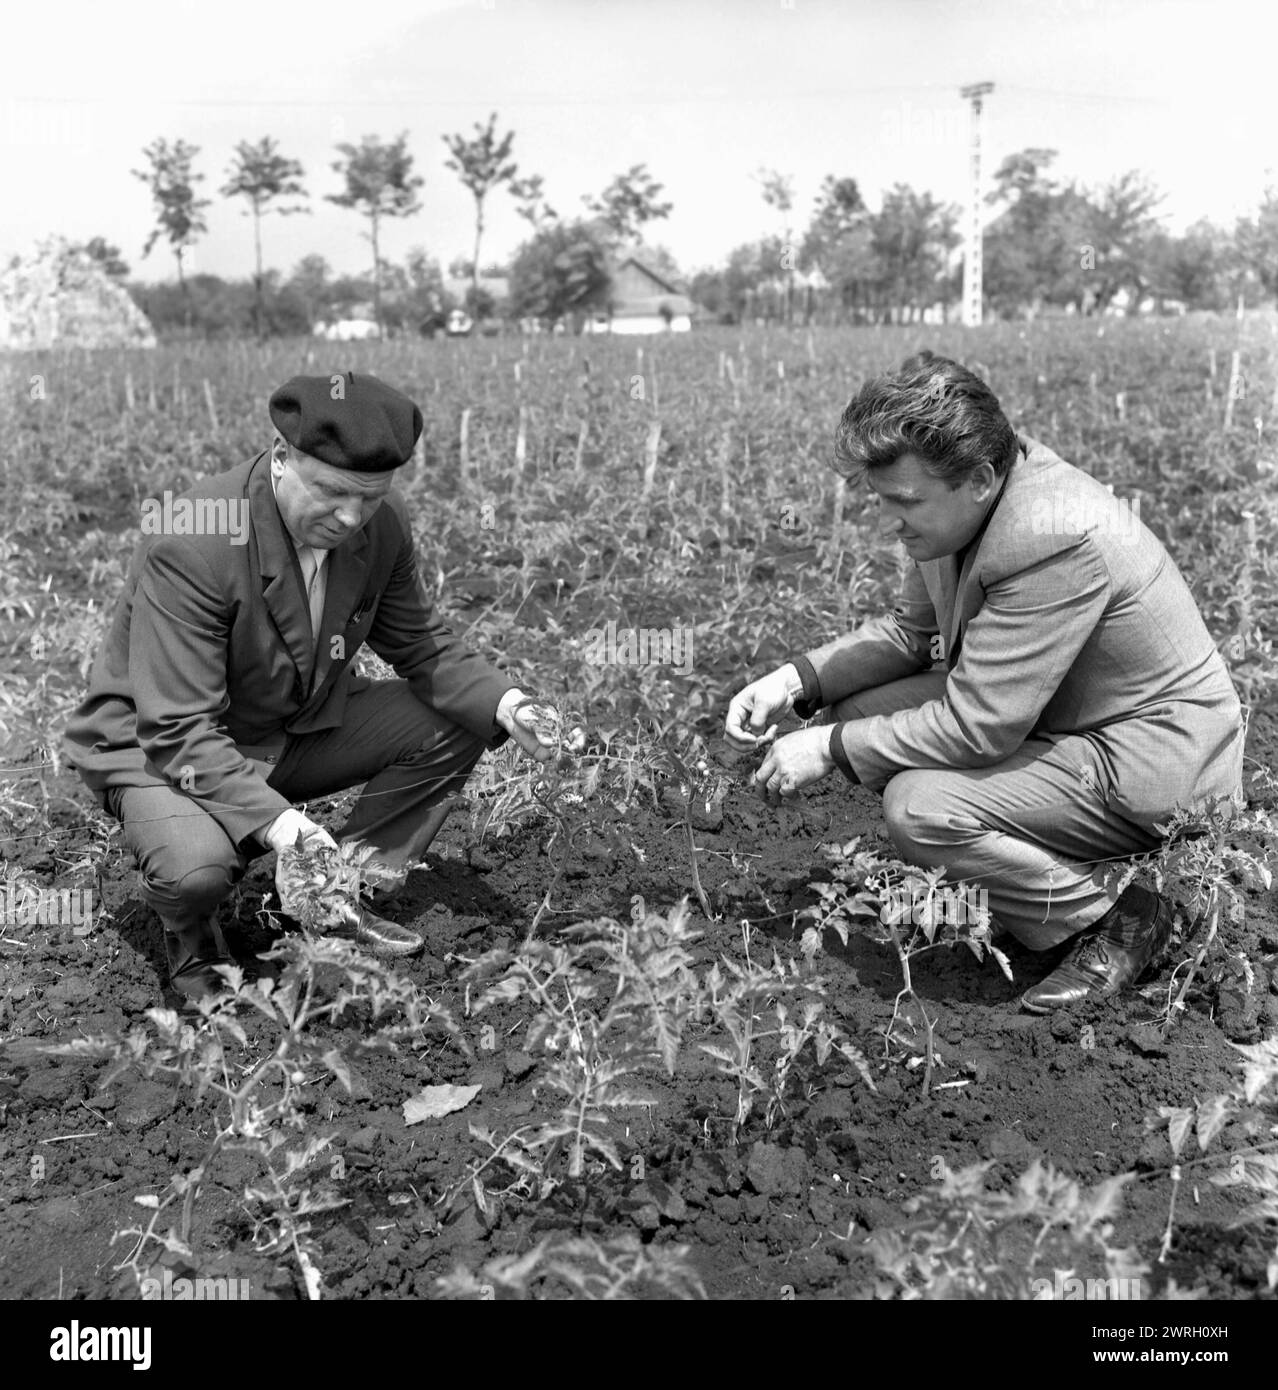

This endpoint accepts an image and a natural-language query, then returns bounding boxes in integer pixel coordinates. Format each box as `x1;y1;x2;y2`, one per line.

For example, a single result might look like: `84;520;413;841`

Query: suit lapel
249;455;316;690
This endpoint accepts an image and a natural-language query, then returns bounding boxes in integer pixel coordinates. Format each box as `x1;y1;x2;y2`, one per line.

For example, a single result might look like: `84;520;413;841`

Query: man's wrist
789;656;824;719
828;722;857;782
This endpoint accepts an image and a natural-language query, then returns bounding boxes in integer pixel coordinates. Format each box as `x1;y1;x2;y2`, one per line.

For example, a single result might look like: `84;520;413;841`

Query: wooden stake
513;406;527;486
459;407;471;483
724;356;740;410
640;420;662;504
719;437;733;520
202;378;219;434
574;419;588;478
123;371;135;412
1224;351;1242;431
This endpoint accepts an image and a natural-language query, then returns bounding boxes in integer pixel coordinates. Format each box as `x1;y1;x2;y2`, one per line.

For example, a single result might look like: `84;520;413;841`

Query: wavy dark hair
833;351;1019;487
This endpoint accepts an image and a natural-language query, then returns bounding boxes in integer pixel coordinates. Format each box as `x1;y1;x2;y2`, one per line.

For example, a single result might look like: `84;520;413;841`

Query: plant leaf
403;1083;482;1125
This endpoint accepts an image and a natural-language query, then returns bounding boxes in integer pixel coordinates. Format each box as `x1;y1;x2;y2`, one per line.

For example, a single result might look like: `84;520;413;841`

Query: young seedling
49;931;458;1299
1104;788;1278;1034
1147;1035;1278;1286
449;903;703;1223
802;838;1010;1096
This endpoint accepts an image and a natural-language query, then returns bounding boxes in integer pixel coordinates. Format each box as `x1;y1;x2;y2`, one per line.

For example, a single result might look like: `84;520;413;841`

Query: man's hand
725;663;804;751
752;726;834;804
262;808;338;857
496;688;563;764
262;809;339;909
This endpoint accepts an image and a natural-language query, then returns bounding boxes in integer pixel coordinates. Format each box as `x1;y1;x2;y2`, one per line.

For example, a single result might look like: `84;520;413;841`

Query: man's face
867;453;999;563
271;444;394;549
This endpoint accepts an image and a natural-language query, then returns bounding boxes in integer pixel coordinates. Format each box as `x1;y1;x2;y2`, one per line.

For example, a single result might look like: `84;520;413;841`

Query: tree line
74;118;1278;338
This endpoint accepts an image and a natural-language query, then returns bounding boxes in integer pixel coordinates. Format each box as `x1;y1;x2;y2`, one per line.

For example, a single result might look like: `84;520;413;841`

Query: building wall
608;314;692;335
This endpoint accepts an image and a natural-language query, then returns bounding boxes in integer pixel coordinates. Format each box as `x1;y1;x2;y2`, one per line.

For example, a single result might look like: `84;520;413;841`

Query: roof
608;256;696;317
613;255;685;296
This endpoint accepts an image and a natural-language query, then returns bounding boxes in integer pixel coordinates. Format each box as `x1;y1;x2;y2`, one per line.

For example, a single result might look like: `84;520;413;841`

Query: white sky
3;0;1274;282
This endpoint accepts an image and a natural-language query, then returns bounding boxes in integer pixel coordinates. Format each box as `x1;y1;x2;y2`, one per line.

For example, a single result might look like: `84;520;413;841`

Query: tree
403;246;448;333
80;237;130;280
802;176;873;321
221;137;309;339
755;168;796;322
285;254;333;331
983;148;1092;315
507;219;611;328
441;112;520;309
691;237;787;323
1234;186;1278;304
1084;170;1164;313
132;138;210;292
867;184;961;321
584;164;673;246
326;133;424;337
509;173;557;231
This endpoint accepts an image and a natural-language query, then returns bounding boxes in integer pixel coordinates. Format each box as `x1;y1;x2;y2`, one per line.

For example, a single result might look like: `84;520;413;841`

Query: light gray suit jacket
795;436;1243;830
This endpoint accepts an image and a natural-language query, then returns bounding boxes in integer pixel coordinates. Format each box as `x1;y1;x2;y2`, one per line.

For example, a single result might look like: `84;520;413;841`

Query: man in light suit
66;372;562;1003
726;352;1243;1012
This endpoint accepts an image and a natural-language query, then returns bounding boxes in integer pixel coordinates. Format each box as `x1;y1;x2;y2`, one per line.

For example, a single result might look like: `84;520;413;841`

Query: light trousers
830;671;1162;950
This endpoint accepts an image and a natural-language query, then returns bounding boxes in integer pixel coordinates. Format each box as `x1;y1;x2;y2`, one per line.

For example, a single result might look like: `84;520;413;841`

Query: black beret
269;371;423;473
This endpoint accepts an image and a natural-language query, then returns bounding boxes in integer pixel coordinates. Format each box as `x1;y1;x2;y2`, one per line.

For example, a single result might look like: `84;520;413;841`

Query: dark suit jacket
65;452;515;846
796;436;1244;830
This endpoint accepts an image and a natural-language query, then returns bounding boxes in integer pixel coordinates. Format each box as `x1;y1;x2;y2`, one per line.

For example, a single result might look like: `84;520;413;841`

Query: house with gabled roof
584;255;696;335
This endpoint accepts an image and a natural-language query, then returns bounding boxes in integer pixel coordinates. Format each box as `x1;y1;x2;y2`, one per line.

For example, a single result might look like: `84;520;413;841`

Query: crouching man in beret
66;371;563;1003
726;352;1244;1012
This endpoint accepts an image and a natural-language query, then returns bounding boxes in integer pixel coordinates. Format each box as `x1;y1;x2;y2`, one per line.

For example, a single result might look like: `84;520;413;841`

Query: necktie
298;547;326;649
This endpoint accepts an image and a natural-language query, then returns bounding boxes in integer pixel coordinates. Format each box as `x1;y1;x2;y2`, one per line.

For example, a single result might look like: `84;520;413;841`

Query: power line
5;83;1177;112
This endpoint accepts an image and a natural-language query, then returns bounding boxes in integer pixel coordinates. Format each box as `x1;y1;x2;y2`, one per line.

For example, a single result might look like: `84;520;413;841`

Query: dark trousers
106;680;489;978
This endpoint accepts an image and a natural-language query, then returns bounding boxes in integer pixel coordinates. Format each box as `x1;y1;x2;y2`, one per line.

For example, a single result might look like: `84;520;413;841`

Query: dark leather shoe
1021;885;1173;1013
329;901;423;957
168;957;236;1006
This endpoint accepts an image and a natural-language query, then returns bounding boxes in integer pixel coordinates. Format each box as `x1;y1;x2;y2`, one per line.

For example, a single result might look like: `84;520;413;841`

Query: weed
1147;1033;1278;1287
869;1159;1147;1300
48;931;458;1299
436;1232;706;1300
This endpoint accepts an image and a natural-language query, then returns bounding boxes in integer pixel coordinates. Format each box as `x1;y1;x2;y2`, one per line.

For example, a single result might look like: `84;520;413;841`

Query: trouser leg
271;679;490;875
829;674;1161;950
107;784;246;978
877;749;1160;949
